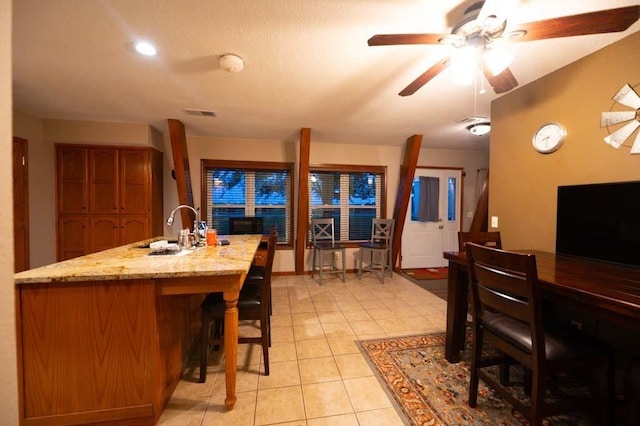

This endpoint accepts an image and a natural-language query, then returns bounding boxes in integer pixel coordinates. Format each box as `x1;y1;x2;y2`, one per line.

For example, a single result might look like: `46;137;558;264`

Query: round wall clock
532;122;567;154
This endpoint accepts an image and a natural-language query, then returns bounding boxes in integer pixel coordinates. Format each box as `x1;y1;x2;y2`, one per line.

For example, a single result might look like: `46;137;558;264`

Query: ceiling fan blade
612;83;640;109
601;111;638;127
399;57;450;96
604;120;640;148
368;33;446;46
477;0;519;26
508;5;640;42
483;66;518;94
631;131;640;154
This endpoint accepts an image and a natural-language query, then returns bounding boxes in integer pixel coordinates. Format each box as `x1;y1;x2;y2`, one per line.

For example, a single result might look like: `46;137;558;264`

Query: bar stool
310;218;346;284
357;218;394;283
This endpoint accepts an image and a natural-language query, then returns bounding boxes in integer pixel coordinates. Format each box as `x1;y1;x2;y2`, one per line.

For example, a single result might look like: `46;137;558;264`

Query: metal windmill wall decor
601;83;640;154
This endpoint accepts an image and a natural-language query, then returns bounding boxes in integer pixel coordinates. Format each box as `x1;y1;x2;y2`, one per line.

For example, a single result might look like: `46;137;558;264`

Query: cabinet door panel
58;215;89;261
90;149;119;214
120;216;150;245
90;216;120;253
120;150;150;215
57;147;88;214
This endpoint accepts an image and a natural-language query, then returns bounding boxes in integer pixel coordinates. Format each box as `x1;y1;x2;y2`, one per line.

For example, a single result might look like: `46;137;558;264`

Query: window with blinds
202;160;294;245
309;165;386;243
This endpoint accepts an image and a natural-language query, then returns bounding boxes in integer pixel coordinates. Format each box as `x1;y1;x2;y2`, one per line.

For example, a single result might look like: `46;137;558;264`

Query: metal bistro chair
358;218;395;283
310;218;346;284
466;243;614;425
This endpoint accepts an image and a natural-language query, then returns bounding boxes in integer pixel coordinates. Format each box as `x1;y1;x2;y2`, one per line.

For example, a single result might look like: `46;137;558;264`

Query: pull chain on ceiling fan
368;2;640;96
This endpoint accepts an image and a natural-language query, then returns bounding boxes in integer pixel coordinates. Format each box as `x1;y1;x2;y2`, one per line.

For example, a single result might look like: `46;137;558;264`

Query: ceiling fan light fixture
467;122;491;136
484;46;513;76
450;46;477;85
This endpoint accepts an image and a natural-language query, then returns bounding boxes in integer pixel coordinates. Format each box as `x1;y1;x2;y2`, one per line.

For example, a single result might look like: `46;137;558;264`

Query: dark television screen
556;181;640;268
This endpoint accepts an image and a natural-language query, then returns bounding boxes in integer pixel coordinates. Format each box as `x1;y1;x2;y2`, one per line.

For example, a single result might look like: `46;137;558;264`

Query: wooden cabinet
57;146;88;214
119;149;151;215
56;144;163;261
90;148;119;214
120;215;150;245
90;216;120;253
57;215;89;261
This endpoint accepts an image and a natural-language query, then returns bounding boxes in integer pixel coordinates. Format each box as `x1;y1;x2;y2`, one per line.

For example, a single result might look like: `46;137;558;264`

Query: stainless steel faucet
167;204;201;245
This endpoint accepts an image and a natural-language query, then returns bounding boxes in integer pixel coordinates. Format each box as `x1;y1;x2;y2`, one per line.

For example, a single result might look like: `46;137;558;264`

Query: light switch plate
491;216;499;228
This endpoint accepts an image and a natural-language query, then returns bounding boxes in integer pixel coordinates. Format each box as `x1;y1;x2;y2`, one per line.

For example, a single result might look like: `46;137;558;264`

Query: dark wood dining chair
199;229;277;383
458;231;502;250
357;218;394;283
465;243;614;425
310;218;346;284
457;231;503;326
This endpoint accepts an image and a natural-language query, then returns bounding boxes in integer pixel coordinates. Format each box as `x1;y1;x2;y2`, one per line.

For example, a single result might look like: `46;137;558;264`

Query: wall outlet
491;216;499;228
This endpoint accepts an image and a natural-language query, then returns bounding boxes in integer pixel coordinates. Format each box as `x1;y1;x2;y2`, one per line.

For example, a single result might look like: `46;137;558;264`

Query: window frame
201;159;295;249
308;164;387;248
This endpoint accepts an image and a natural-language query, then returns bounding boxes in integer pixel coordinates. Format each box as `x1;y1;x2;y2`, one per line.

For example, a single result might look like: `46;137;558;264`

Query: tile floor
158;272;448;425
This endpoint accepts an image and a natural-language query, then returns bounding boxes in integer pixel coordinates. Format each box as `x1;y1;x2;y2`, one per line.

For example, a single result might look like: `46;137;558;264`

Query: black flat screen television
556;180;640;268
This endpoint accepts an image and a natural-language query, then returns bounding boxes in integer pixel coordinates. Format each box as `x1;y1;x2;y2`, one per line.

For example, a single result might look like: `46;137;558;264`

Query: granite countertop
15;234;263;285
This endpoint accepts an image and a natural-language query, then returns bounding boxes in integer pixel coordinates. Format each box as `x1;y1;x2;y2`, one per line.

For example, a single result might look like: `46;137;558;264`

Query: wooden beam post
167;119;195;230
295;128;311;275
391;134;422;270
469;171;489;232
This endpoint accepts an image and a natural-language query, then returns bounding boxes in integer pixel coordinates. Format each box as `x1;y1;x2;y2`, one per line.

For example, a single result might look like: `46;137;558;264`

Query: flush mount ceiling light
134;41;157;56
219;54;244;73
467;122;491;136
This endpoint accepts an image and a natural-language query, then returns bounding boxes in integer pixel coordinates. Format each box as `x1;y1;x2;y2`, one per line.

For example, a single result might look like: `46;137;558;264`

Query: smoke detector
219;54;244;73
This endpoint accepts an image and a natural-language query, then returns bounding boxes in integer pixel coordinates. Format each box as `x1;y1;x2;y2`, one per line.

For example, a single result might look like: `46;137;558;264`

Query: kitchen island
15;234;262;425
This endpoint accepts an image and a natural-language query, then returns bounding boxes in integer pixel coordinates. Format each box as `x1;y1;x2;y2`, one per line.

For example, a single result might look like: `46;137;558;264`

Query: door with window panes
401;168;461;268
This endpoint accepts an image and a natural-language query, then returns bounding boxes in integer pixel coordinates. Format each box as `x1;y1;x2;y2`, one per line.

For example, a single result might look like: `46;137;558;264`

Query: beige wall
43;119;157;146
9;118;490;273
11;117;165;267
417;147;490;230
1;0;19;422
490;31;640;251
10;115;489;273
175;134;489;272
13;111;54;267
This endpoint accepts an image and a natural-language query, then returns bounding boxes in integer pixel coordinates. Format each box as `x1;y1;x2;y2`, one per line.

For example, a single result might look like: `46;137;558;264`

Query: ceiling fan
368;1;640;96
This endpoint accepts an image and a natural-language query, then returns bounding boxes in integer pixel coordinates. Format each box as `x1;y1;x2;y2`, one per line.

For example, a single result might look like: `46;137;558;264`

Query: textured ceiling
12;0;640;149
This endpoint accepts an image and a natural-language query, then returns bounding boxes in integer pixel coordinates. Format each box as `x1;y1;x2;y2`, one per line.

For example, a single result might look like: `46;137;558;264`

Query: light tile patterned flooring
158;272;448;425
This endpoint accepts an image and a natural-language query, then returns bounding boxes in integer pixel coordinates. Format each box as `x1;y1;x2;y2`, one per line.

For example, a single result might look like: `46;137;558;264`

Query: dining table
443;249;640;364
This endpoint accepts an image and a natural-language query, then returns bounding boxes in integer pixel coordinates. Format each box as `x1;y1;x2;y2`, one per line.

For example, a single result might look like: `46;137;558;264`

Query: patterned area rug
403;267;448;280
358;333;597;426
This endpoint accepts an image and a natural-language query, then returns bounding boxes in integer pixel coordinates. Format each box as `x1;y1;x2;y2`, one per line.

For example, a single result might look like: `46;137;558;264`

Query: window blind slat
309;169;385;243
204;164;293;244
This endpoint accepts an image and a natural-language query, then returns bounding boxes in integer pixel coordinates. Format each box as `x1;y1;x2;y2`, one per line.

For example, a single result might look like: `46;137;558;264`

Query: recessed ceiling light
134;41;157;56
